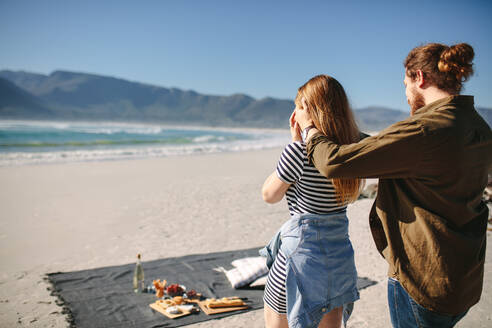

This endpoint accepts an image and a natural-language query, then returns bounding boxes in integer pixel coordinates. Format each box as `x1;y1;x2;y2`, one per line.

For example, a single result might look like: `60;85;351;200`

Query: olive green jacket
306;95;492;315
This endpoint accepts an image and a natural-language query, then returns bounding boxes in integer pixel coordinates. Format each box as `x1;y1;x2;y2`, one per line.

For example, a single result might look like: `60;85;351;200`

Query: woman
260;75;364;328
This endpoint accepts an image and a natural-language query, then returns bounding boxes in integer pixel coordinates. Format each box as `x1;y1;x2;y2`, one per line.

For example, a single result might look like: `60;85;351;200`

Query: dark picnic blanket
46;247;376;328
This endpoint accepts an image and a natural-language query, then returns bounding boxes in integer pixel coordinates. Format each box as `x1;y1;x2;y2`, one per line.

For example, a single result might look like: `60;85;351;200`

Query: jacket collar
414;95;474;116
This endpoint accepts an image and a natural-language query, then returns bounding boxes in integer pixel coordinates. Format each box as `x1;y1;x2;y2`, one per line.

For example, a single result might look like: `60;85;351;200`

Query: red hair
296;75;363;204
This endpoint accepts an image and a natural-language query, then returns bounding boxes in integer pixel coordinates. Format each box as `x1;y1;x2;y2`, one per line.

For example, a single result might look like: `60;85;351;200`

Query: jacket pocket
280;221;304;258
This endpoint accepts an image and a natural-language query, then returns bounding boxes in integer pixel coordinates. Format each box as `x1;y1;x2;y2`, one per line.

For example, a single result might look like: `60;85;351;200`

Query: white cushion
223;256;268;288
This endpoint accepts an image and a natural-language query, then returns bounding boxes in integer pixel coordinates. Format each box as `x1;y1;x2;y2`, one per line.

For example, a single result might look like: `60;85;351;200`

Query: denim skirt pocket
280;220;304;258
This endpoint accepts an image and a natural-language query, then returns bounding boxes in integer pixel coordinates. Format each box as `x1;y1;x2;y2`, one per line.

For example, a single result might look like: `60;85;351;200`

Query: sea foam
0;120;289;166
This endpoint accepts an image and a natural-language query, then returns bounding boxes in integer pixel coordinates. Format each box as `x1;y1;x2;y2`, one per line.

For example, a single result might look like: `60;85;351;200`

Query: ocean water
0;120;289;166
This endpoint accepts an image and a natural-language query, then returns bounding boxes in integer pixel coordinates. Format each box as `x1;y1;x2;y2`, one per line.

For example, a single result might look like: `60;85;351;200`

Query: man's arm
306;120;427;179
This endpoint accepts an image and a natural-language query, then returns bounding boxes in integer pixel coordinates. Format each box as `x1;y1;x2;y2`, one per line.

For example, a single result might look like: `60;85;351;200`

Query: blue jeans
387;278;467;328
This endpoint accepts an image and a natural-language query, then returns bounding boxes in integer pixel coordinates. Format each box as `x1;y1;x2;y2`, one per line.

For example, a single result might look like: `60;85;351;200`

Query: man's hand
295;97;314;130
289;110;302;142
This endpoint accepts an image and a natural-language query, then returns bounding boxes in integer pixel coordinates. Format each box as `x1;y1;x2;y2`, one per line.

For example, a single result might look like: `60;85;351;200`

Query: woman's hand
289;110;302;142
295;98;314;130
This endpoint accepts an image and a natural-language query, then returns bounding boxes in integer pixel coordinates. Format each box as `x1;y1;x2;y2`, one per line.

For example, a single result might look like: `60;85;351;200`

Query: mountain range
1;70;490;132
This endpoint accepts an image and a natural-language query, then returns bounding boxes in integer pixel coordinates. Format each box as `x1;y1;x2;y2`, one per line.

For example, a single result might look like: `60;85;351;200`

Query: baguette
205;297;245;308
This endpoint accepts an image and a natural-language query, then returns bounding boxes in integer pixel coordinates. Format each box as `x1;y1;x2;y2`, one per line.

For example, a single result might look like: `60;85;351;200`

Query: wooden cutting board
197;300;249;315
149;301;193;319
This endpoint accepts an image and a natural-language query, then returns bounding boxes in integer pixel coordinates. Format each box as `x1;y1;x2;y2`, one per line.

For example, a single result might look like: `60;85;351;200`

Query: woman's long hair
296;74;363;204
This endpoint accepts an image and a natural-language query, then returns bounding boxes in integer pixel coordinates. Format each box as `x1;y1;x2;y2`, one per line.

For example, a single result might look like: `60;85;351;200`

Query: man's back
372;95;491;315
409;95;491;227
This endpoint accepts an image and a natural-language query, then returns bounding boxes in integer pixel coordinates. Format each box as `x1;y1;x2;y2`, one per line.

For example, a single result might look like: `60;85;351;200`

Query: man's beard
408;88;425;115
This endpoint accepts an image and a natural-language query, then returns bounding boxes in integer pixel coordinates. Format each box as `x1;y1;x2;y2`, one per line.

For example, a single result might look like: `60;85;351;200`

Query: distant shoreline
0;118;289;134
0;119;291;167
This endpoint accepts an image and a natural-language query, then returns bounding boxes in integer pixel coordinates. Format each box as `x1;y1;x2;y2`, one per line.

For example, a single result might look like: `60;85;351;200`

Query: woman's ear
301;97;309;111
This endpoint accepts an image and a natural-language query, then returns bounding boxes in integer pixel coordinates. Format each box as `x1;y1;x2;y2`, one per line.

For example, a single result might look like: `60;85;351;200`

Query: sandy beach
0;148;490;327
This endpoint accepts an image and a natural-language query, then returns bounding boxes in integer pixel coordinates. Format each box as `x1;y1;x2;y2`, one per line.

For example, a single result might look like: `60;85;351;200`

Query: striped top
276;141;347;216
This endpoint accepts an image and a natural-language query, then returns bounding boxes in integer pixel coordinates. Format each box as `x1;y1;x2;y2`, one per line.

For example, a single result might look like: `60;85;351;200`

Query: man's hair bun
438;43;474;82
405;42;475;94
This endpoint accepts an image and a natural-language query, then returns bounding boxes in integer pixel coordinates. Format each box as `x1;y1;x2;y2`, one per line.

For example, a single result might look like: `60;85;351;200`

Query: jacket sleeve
306;120;427;179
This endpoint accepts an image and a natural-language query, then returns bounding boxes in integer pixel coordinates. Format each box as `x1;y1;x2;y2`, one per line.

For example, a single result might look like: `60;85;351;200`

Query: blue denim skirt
261;212;359;328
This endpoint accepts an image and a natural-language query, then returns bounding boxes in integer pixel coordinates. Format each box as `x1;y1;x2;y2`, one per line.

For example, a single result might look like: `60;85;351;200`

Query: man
295;42;492;327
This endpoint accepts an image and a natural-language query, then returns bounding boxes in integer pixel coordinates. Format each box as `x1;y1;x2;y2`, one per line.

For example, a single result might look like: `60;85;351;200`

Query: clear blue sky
1;0;491;111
